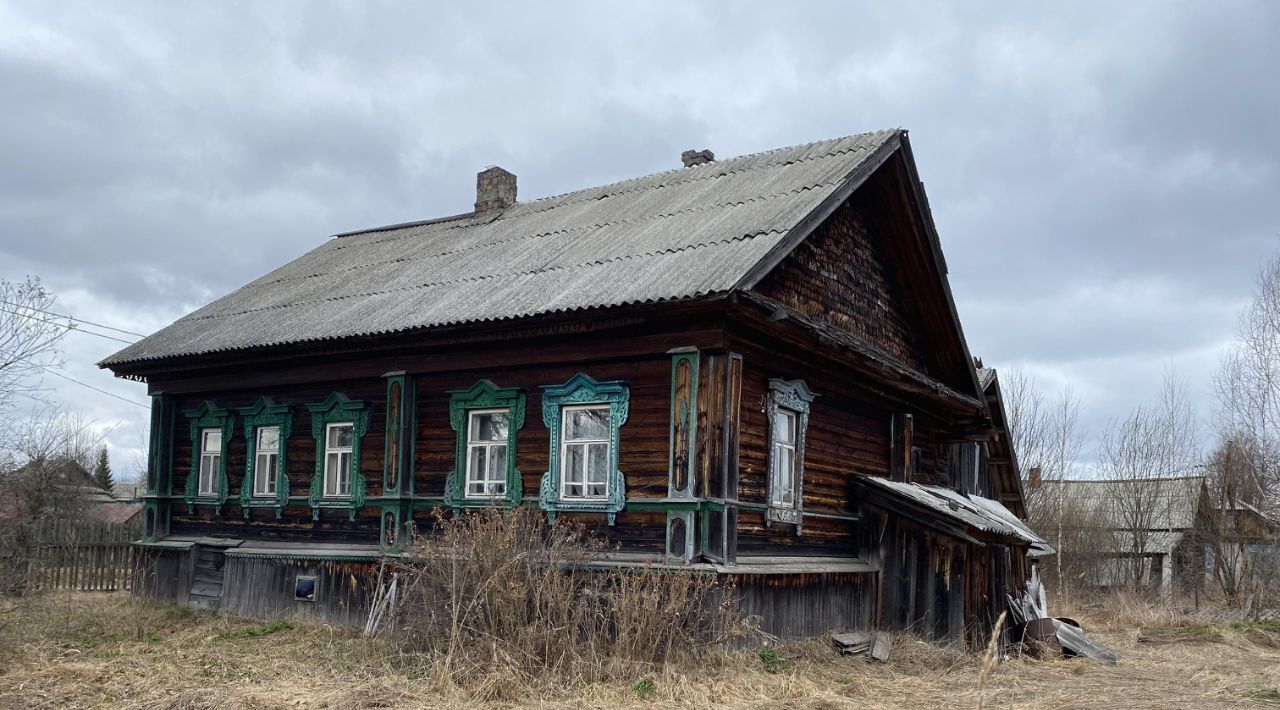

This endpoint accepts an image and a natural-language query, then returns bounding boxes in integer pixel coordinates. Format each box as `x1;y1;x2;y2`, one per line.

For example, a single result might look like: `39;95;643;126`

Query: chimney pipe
681;149;715;168
475;166;517;213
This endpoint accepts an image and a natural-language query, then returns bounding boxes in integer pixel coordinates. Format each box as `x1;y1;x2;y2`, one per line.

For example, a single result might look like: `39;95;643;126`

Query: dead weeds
0;591;1277;708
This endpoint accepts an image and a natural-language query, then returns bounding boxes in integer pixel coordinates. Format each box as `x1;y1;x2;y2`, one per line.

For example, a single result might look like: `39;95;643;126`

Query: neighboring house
1042;476;1210;592
1;457;144;529
99;129;1043;646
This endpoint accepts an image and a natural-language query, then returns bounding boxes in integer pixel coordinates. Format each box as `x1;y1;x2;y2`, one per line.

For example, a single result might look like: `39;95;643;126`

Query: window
182;401;233;512
198;428;222;496
561;405;610;499
306;392;369;520
465;409;509;498
323;422;354;497
253;425;280;496
764;379;815;529
238;398;292;515
294;574;316;602
539;374;629;524
769;408;798;508
445;380;525;510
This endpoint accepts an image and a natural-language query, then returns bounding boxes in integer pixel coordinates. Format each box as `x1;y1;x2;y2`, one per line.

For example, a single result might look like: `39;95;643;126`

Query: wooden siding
221;556;372;625
730;571;877;639
754;192;923;372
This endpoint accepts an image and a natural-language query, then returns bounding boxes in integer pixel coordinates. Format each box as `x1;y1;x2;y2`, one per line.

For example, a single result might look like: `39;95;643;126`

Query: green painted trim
223;550;383;562
539;373;629;525
443;380;525;511
306;392;370;521
182;401;234;514
382;374;412;496
623;499;701;512
668;351;699;498
237;398;293;519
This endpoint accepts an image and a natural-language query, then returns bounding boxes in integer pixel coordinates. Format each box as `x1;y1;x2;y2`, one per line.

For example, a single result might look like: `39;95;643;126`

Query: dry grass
0;591;1279;708
387;508;746;696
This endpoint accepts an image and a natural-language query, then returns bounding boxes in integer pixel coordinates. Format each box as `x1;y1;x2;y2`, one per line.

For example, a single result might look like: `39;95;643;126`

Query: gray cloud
1;0;1276;471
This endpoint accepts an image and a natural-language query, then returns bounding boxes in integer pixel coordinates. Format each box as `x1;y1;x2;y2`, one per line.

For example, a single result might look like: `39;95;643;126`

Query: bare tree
0;277;69;418
1097;369;1200;593
1214;255;1280;492
1003;370;1084;595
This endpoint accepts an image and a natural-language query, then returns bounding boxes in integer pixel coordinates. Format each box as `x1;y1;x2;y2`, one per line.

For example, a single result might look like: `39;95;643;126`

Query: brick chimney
1028;466;1042;489
475;166;516;213
681;149;715;167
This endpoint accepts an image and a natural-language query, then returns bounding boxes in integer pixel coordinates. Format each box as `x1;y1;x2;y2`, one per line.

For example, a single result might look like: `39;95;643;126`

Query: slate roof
854;476;1053;555
1047;476;1204;532
102;129;903;367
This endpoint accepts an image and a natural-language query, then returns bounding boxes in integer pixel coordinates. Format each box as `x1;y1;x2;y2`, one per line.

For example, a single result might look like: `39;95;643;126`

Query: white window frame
253;425;280;497
198;427;221;497
464;408;509;499
559;404;611;501
770;408;799;508
323;421;354;498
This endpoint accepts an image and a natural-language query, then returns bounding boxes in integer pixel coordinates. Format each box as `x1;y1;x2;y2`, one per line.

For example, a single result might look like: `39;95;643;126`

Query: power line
0;298;147;338
0;306;136;345
40;366;149;409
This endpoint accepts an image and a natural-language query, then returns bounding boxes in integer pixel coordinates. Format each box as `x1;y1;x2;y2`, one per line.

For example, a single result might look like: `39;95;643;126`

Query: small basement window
294;574;317;602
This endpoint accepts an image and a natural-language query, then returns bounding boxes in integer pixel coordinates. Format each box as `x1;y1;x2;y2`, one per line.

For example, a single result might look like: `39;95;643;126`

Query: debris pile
1007;568;1119;665
832;631;892;662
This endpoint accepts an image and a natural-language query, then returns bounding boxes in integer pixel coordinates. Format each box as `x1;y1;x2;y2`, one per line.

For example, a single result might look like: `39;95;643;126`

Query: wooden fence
25;517;141;592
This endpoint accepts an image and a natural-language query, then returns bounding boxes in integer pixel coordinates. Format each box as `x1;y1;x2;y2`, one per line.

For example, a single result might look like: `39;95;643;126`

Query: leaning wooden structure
101;129;1045;647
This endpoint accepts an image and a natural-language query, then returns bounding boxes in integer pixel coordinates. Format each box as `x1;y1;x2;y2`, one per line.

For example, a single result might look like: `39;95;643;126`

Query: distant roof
976;366;996;390
101;130;902;367
1045;476;1204;532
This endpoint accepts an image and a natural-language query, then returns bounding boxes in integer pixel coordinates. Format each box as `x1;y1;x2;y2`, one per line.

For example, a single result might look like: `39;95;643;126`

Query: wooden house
100;129;1043;646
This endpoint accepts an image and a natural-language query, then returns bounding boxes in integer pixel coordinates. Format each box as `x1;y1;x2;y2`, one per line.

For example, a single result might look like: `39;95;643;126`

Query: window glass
254;425;280;496
328;423;354;449
562;406;610;499
566;408;609;440
324;423;354;497
770;408;799;508
257;425;279;452
202;429;222;453
465;410;509;498
470;412;508;442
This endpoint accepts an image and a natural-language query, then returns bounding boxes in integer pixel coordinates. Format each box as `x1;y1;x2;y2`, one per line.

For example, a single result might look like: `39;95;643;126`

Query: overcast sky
2;1;1277;478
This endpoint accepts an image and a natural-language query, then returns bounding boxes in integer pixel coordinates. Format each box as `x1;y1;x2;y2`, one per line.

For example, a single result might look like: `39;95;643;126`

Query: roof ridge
335;129;898;241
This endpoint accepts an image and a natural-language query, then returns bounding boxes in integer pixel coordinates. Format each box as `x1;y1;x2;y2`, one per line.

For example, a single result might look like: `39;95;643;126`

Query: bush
386;508;746;692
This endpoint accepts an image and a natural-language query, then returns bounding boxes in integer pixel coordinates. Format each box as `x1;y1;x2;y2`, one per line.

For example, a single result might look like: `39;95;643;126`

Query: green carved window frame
307;393;369;521
444;380;526;510
182;401;234;514
765;378;816;532
539;373;629;525
237;398;292;518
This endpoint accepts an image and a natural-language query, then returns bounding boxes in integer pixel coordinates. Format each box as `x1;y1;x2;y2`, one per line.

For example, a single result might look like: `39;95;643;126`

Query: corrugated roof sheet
102;130;902;367
856;476;1051;553
1044;476;1203;531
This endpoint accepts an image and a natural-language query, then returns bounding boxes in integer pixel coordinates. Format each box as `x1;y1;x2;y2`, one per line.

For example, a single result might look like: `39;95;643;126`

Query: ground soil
0;593;1277;709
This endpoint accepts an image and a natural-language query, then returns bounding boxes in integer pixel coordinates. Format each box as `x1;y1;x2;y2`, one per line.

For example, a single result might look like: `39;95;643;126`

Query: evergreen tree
93;446;114;491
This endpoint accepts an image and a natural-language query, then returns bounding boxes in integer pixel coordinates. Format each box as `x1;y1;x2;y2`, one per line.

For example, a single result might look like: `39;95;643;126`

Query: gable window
445;380;526;510
539;374;629;524
253;426;280;496
324;422;355;497
466;409;509;498
182;401;234;514
198;428;222;496
561;405;610;499
769;408;798;508
764;379;816;530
